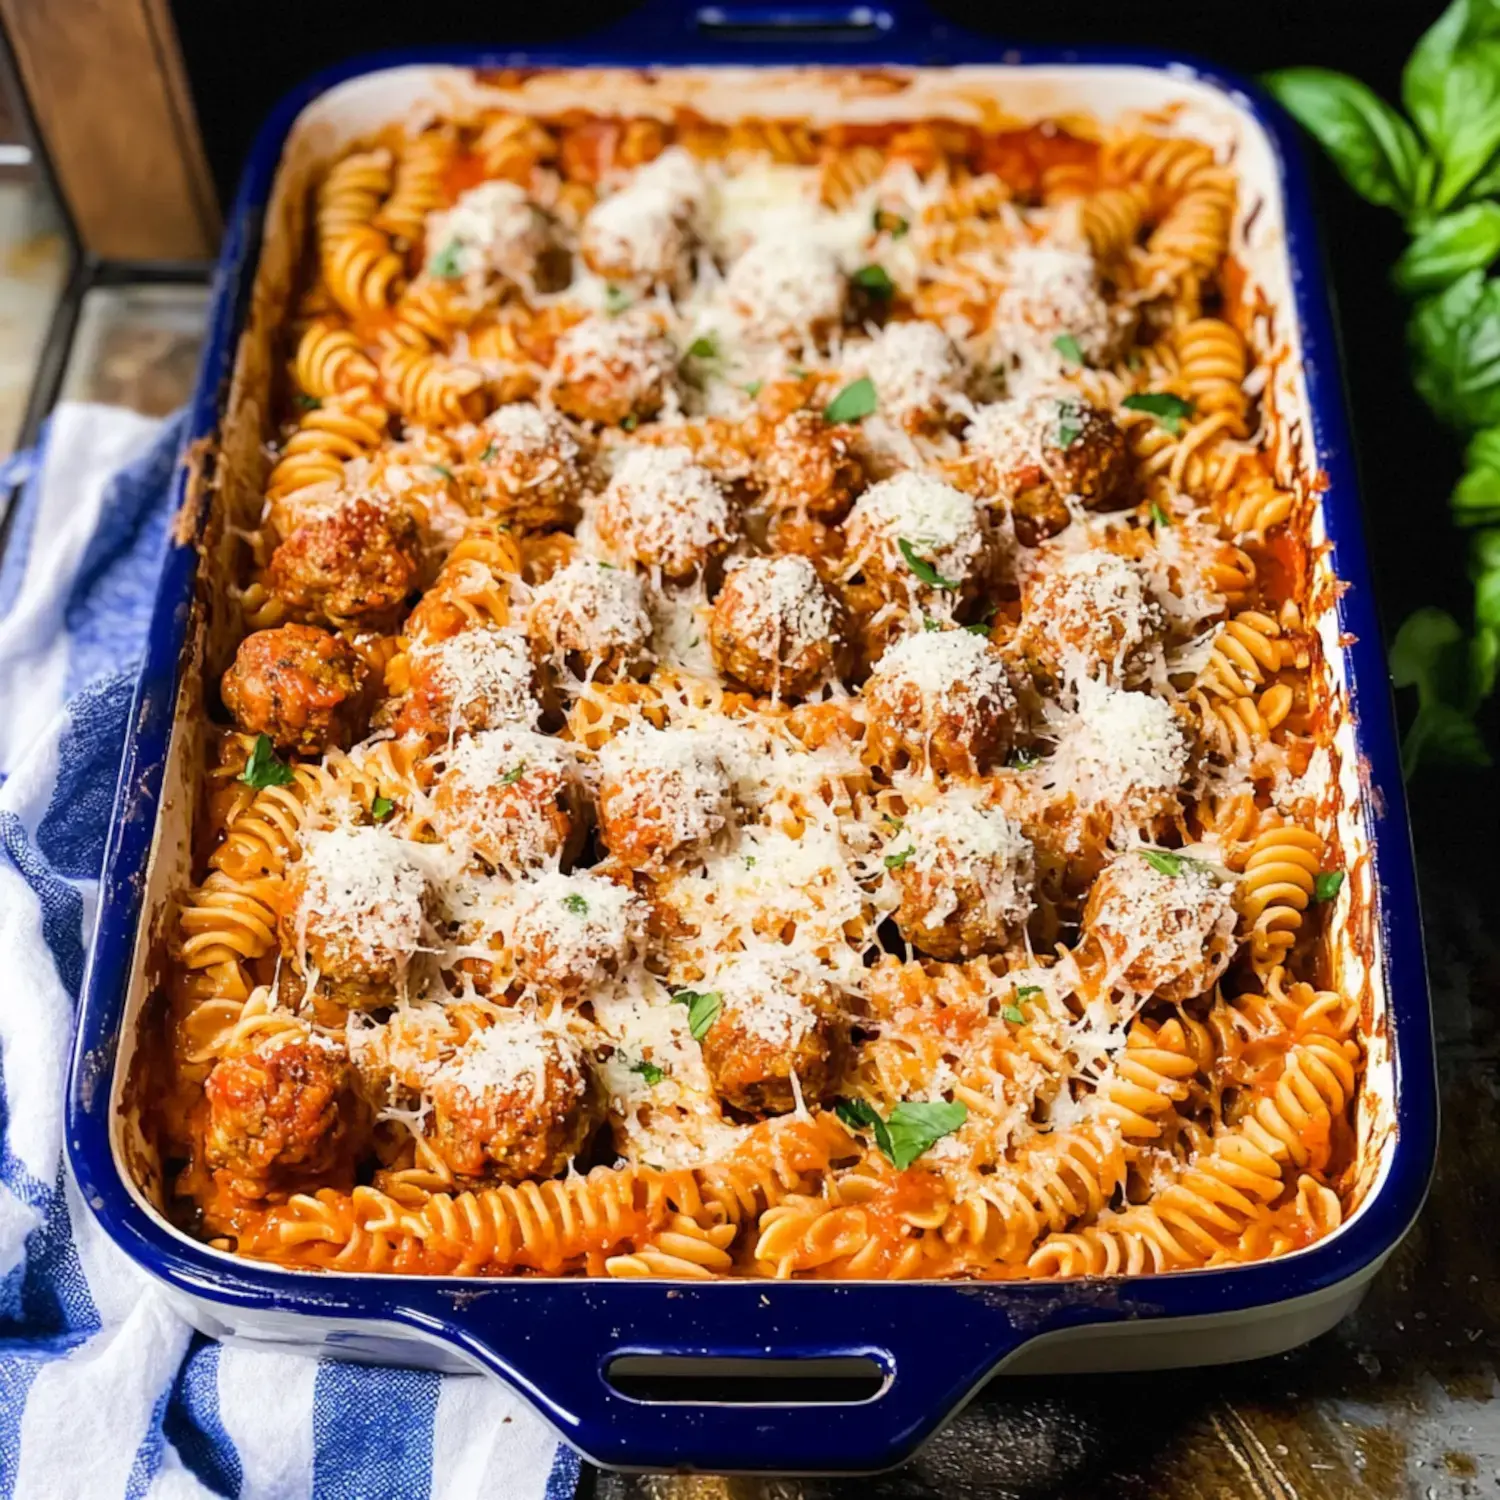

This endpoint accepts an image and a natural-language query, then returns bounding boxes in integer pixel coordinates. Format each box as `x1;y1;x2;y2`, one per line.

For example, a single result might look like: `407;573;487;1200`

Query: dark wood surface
152;2;1500;1490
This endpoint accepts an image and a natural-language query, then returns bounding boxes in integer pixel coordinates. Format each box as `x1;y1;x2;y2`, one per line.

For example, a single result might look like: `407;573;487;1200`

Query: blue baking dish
66;0;1438;1474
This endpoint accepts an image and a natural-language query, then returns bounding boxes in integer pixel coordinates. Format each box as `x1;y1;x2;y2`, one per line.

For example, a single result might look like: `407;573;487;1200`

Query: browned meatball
596;723;731;871
963;396;1130;546
281;826;432;1010
527;558;653;683
426;1014;600;1183
456;404;592;530
593;446;736;581
1015;549;1164;687
203;1027;354;1190
431;727;580;873
394;624;540;739
1079;848;1238;1003
221;624;367;755
863;628;1017;777
709;555;844;699
757;410;864;522
267;499;421;624
889;796;1036;960
579;148;705;290
550;313;676;426
695;952;846;1116
509;870;642;1002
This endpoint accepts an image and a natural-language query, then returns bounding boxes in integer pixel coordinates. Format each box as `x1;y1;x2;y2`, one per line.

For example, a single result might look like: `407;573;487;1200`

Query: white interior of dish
107;61;1396;1275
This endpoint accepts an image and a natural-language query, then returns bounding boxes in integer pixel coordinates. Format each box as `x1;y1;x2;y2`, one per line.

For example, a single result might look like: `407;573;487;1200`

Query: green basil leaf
562;893;590;915
1001;1005;1025;1024
1404;2;1500;211
478;441;498;462
872;208;909;237
1313;870;1345;903
1471;527;1500;636
672;989;723;1041
1390;605;1494;774
1052;333;1085;365
428;239;463;278
1396;202;1500;292
833;1098;892;1162
1139;848;1185;877
604;284;632;315
238;734;295;790
1016;985;1042;999
630;1057;665;1085
1149;500;1172;528
687;333;720;360
882;1101;968;1170
743;379;764;397
1008;746;1040;770
1121;391;1195;436
898;537;960;591
1403;697;1493;773
1452;427;1500;526
292;392;321;411
1410;270;1500;428
370;793;395;822
852;264;895;296
824;376;877;423
620;413;639;431
884;845;914;870
1267;67;1428;216
500;761;528;786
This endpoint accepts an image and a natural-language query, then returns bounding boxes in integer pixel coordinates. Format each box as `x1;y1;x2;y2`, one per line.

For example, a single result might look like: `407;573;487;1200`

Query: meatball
221;624;367;755
864;628;1017;777
1016;549;1164;687
757;409;864;522
395;624;540;738
509;869;643;1002
527;557;653;682
426;1013;600;1183
425;180;557;294
431;726;580;873
597;722;732;871
1041;678;1189;837
1080;847;1238;1002
203;1027;353;1189
281;826;432;1010
709;555;844;699
996;243;1124;368
579;147;705;290
842;471;992;608
267;498;420;624
695;951;846;1116
458;404;591;530
592;446;736;581
890;796;1036;959
720;234;845;346
550;312;676;426
842;321;966;433
964;395;1130;545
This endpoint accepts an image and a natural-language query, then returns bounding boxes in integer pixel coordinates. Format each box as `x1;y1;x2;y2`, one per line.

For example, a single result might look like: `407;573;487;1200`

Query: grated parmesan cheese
425;181;550;294
716;554;836;666
594;445;734;578
844;471;986;586
720;234;846;345
1045;679;1188;818
436;1008;583;1109
995;243;1119;375
707;948;830;1049
508;868;642;993
529;557;653;662
597;721;732;856
1021;548;1165;687
293;826;429;973
842;321;966;422
408;624;539;734
870;625;1013;705
904;794;1036;932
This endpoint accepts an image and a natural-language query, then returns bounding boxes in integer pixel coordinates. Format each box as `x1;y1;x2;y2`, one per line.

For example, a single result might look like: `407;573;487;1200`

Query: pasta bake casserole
147;88;1365;1283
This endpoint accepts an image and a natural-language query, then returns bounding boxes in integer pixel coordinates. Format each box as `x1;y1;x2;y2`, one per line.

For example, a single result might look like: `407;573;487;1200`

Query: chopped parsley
370;794;395;823
1149;500;1172;528
1009;746;1040;770
898;538;960;591
1053;333;1085;365
479;441;498;462
824;376;877;424
922;615;943;632
1016;985;1042;999
1314;869;1345;903
964;621;992;636
562;893;590;915
881;813;904;832
883;845;914;871
743;379;764;397
834;1098;968;1170
851;263;895;297
430;464;453;481
630;1058;665;1086
1122;391;1195;436
603;283;632;315
1139;848;1210;878
620;413;639;431
672;989;723;1041
428;239;463;279
1056;400;1084;449
1001;1005;1025;1024
790;365;810;381
238;735;295;790
292;392;321;411
500;761;528;786
872;207;910;238
686;332;720;361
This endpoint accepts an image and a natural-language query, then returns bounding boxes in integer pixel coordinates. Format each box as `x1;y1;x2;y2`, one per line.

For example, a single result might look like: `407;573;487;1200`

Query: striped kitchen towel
0;403;582;1500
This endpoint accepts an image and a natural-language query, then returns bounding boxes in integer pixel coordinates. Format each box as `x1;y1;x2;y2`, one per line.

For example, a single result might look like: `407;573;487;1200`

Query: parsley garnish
743;379;764;397
687;333;720;361
479;441;497;462
881;813;904;831
922;615;943;632
603;284;632;315
562;893;590;915
790;365;810;381
631;1057;665;1085
1009;746;1040;770
1053;333;1085;365
872;208;909;238
965;621;991;636
884;845;914;871
1122;392;1195;436
834;1098;968;1170
1016;985;1042;999
1314;870;1345;903
431;464;453;480
851;264;895;297
292;392;321;411
428;239;463;279
672;989;723;1041
500;761;528;786
744;855;757;868
1149;500;1172;528
238;735;295;790
824;376;877;424
898;537;960;592
1139;848;1210;878
371;793;395;822
620;413;639;431
1056;400;1084;449
1002;1005;1025;1024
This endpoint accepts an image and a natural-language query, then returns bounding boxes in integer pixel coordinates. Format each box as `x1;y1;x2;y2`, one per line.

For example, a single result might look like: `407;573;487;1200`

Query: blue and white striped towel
0;403;583;1500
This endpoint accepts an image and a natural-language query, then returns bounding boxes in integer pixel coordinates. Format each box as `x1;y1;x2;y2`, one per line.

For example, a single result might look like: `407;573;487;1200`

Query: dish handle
593;0;960;52
392;1281;1116;1472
